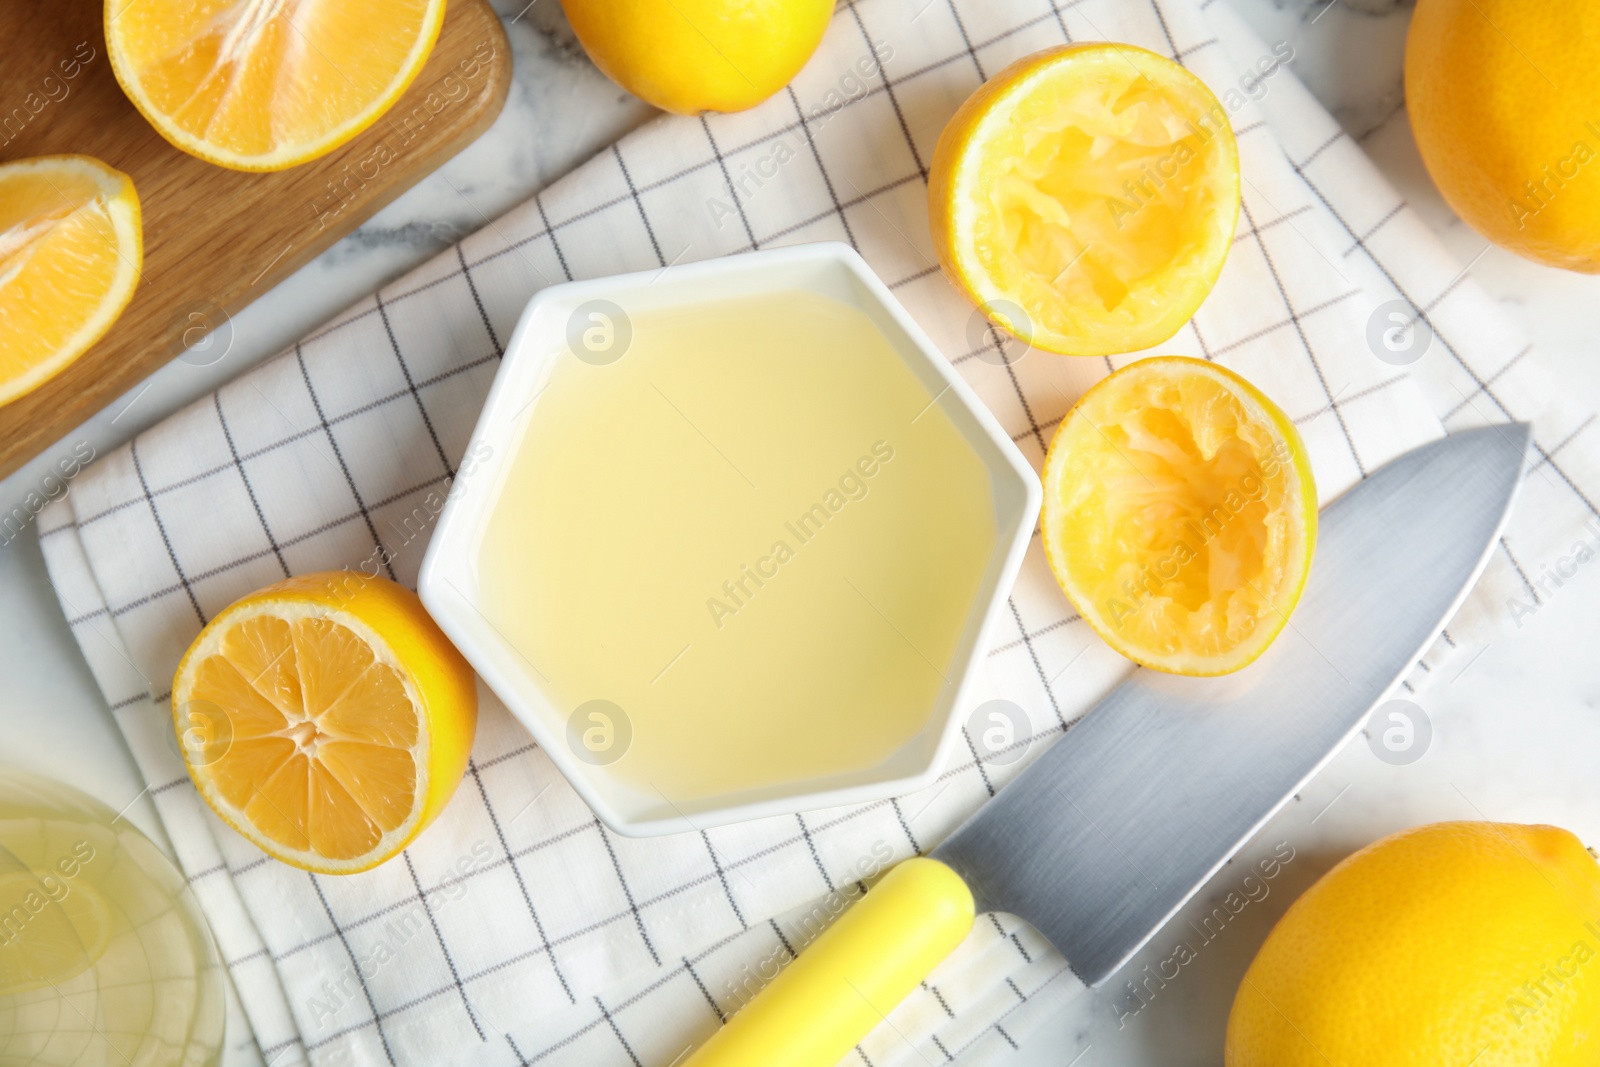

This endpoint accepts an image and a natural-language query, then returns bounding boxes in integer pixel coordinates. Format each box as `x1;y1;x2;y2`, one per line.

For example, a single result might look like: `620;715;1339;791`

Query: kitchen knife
679;423;1531;1067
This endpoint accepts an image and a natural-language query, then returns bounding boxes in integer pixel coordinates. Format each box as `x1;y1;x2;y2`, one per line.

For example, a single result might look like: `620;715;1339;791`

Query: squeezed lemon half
930;44;1240;357
1042;357;1316;675
173;573;476;874
106;0;446;171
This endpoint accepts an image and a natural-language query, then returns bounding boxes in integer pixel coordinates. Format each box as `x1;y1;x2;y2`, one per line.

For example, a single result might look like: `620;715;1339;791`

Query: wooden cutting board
0;0;511;480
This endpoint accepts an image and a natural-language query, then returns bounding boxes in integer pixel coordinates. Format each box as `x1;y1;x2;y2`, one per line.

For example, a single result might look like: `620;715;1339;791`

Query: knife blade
679;423;1530;1067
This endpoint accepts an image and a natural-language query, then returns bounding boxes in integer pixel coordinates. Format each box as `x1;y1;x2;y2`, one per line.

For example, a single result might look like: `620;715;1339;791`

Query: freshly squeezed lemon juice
0;774;223;1067
479;289;996;802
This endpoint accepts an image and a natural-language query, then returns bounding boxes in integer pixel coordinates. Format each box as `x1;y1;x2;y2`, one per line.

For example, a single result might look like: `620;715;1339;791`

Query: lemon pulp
998;73;1226;313
184;611;421;861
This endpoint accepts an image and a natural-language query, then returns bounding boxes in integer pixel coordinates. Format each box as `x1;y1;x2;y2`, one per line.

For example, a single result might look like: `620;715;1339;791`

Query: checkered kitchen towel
36;0;1600;1064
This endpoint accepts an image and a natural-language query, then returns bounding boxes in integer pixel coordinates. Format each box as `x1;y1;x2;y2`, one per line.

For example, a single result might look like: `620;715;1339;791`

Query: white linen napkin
35;0;1599;1064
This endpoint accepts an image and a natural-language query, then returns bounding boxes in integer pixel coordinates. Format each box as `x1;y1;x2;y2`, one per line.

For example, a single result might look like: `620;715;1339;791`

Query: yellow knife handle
681;857;975;1067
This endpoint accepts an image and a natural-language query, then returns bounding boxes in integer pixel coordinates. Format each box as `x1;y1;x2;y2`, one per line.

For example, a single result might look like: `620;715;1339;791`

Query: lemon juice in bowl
477;286;998;805
0;773;223;1067
422;244;1041;833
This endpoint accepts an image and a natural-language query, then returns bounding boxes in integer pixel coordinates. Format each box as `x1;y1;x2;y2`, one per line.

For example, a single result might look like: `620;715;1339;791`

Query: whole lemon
1406;1;1600;271
1227;822;1600;1066
561;0;834;115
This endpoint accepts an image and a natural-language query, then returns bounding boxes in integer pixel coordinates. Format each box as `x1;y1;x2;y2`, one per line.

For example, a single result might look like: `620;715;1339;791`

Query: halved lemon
929;44;1240;357
0;156;141;407
105;0;447;171
1042;357;1316;675
172;573;477;874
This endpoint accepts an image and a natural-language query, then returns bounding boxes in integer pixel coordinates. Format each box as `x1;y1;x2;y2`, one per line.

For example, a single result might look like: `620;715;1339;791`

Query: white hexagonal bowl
419;242;1041;836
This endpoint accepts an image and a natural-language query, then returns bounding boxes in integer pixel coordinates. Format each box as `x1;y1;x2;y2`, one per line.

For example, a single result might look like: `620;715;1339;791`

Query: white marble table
3;2;1596;1064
